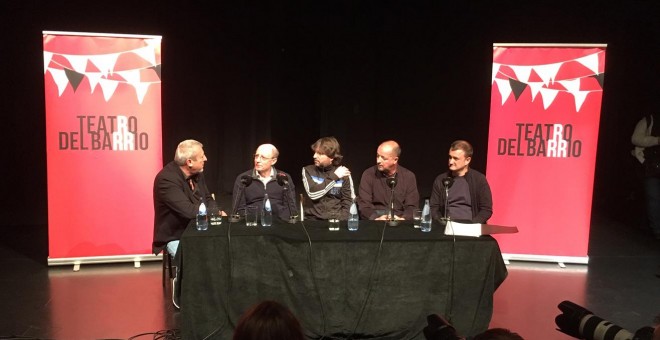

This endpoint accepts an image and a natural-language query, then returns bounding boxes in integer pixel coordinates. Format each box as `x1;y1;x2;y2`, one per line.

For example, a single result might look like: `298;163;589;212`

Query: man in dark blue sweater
430;140;493;223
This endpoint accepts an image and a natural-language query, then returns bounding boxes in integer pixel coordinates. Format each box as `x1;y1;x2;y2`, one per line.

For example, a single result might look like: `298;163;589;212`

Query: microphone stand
283;184;298;224
443;175;455;324
387;185;398;227
443;184;450;225
229;179;250;223
441;176;453;226
229;190;243;223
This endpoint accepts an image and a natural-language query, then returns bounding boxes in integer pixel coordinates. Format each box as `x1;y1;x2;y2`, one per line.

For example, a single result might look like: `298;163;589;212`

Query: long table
177;219;507;340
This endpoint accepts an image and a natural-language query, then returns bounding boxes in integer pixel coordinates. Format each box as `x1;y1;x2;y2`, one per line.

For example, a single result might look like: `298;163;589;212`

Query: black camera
423;314;463;340
555;300;655;340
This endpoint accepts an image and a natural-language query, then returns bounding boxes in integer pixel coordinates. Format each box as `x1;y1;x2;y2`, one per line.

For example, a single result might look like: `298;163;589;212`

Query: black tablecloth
178;219;507;340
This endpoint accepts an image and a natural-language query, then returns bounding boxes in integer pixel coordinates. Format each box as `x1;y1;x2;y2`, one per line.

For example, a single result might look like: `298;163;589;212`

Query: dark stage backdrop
1;1;658;261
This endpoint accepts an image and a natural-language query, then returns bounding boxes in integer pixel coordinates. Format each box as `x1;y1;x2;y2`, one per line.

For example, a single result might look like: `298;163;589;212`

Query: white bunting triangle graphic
572;91;589;112
539;88;559;110
534;62;562;86
492;63;501;84
86;73;103;93
558;79;588;112
43;52;53;74
528;82;544;101
558;79;581;93
116;70;141;86
89;53;120;78
133;46;157;66
66;55;89;74
99;78;120;102
133;82;151;104
575;53;600;75
48;68;69;96
510;65;533;83
494;78;512;105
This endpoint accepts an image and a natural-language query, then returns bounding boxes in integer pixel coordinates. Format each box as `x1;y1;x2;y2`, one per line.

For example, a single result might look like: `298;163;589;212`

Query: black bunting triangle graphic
508;78;528;101
64;68;85;92
591;73;604;89
150;65;162;80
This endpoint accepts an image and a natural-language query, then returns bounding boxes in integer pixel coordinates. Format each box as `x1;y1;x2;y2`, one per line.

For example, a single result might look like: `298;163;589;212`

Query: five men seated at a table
152;138;493;308
153;138;494;246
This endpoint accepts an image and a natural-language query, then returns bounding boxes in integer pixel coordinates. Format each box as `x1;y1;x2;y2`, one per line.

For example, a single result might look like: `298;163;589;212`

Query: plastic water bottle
348;201;359;231
261;194;273;227
196;201;208;231
421;199;431;232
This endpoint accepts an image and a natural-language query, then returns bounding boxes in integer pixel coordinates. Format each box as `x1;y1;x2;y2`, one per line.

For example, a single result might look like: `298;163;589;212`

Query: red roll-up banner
43;31;162;264
487;44;606;263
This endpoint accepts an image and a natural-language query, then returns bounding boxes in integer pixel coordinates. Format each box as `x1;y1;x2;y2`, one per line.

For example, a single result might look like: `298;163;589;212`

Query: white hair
174;139;203;165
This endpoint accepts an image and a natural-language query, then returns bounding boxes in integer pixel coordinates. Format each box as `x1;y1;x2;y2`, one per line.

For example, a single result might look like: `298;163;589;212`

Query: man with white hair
152;139;215;309
232;144;297;221
153;139;213;257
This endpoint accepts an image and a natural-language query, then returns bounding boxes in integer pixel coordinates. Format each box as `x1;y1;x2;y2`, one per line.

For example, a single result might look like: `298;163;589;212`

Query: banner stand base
48;254;161;271
502;253;589;266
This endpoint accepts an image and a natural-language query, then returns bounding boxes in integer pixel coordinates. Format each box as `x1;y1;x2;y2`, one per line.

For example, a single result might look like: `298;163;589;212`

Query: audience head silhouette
473;327;524;340
232;300;305;340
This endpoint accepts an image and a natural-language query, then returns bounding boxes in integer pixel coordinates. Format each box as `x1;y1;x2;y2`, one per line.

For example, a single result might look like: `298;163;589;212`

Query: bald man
357;140;419;220
232;144;297;221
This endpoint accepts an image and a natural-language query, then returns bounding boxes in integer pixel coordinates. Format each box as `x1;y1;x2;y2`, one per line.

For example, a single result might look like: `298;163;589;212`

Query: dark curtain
1;1;659;260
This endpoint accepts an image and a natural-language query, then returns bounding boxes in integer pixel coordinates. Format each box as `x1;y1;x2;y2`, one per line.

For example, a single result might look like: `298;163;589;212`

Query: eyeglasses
254;154;274;161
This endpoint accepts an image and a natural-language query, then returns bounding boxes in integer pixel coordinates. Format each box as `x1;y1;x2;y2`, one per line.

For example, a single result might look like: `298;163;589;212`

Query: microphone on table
229;175;253;223
386;174;398;227
442;175;454;224
277;172;298;223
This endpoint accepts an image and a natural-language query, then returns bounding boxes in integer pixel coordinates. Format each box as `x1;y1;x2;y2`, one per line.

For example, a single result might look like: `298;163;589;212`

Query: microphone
277;172;298;223
386;176;397;189
241;175;253;187
442;176;454;188
387;174;398;226
276;172;289;187
229;175;253;222
442;175;453;224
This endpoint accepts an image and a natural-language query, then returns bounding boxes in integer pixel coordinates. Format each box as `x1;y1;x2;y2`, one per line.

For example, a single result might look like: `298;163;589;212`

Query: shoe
172;276;180;309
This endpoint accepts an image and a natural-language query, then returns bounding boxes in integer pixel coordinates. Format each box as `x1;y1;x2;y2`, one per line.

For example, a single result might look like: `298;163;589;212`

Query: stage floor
1;213;658;340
